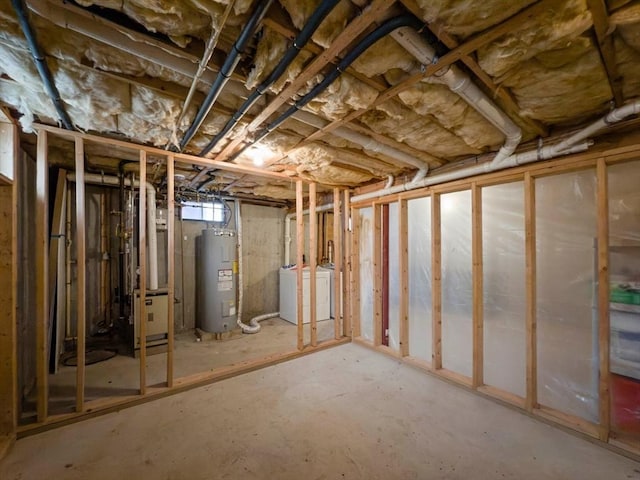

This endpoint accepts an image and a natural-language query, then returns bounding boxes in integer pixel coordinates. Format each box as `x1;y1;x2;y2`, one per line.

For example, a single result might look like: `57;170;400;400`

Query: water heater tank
196;228;238;333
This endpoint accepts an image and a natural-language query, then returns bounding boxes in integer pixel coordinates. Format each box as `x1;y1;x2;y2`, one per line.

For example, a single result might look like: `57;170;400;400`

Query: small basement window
181;201;226;223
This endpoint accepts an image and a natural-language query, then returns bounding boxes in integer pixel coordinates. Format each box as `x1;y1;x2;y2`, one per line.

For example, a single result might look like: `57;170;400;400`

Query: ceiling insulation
0;0;639;199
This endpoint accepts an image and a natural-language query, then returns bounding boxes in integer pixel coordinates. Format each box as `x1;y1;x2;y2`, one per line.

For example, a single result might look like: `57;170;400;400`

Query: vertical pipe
65;183;72;338
35;130;48;422
333;188;342;340
472;183;484;389
381;203;390;346
138;151;147;394
118;164;126;321
99;191;107;326
432;193;442;370
525;172;537;412
74;137;86;412
596;158;610;440
399;199;409;356
309;182;317;347
167;154;175;388
296;180;304;350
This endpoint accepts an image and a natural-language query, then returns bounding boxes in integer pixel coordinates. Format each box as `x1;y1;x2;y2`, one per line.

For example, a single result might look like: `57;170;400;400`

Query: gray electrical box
196;228;238;333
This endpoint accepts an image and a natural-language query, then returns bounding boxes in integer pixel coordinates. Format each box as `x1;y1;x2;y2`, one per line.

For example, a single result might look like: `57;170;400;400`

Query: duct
237;312;280;334
178;0;275;151
291;109;432;171
350;99;640;203
384;175;394;189
390;27;522;165
13;0;74;130
169;1;235;149
284;203;335;266
67;172;159;291
198;0;341;157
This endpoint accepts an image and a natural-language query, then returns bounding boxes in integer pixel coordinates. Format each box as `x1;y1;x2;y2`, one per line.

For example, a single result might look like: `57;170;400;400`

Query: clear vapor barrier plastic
608;160;640;438
441;190;473;378
482;182;526;397
408;197;432;362
359;207;374;342
388;203;401;351
536;170;599;423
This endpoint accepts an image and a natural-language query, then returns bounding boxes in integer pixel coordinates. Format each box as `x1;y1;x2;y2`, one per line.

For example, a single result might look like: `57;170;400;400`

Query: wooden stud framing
524;172;537;412
596;158;610;441
138;151;147;394
74;138;86;411
373;203;383;346
167;154;175;387
432;194;442;370
35;131;49;422
399;199;409;357
342;190;352;337
309;182;317;347
296;180;304;350
351;208;361;338
333;188;342;340
0;117;17;452
472;183;484;389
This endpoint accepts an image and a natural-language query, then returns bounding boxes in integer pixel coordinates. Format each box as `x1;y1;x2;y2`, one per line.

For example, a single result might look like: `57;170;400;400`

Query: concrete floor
43;318;337;416
4;343;640;479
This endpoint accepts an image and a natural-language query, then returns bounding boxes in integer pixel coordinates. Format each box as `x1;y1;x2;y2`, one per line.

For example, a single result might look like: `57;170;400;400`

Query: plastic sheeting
441;190;473;377
408;197;432;362
536;169;598;423
359;207;374;342
608;160;640;436
388;203;400;351
482;182;526;397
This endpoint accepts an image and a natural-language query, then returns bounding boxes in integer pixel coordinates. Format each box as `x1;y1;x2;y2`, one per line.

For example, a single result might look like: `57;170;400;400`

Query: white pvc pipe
391;27;522;163
284;203;335;266
292;110;432;171
235;199;244;333
238;312;279;334
351;99;640;203
67;172;159;290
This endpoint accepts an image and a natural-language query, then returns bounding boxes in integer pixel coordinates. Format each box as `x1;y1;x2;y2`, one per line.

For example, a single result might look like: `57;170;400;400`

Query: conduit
169;0;235;149
67;172;159;291
13;0;74;130
178;0;274;151
238;312;280;334
351;99;640;203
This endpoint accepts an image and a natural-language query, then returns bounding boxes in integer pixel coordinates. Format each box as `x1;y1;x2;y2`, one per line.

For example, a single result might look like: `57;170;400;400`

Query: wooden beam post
0;118;17;457
525;172;537;412
333;188;342;340
432;194;442;370
167;154;175;388
373;203;383;346
351;208;361;338
472;183;484;388
596;158;610;441
296;180;304;350
138;151;147;394
399;199;409;357
74;138;86;412
35;131;49;422
309;182;317;347
342;190;351;337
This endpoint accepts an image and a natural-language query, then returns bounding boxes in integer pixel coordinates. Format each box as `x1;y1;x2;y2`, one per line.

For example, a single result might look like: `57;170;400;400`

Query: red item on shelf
611;373;640;435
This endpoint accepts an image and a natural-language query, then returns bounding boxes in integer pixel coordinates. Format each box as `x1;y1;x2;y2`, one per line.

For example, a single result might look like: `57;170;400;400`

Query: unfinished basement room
1;0;640;478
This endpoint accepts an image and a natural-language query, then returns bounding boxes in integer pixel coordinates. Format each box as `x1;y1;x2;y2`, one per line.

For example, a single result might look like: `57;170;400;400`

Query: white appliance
133;290;169;351
279;267;330;324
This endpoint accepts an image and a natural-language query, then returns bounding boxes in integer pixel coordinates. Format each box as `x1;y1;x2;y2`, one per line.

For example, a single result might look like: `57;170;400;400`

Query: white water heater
196;228;237;333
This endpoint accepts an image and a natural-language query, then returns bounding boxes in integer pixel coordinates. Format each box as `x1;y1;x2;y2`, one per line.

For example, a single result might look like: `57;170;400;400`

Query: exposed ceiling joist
586;0;624;106
212;0;397;162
